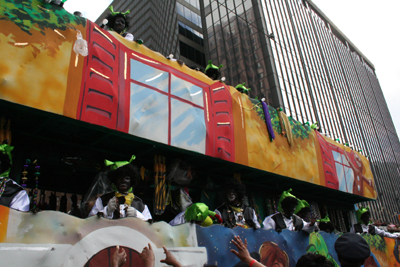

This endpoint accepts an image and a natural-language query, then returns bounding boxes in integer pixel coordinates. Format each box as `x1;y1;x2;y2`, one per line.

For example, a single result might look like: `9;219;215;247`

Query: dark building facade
201;0;400;223
94;0;400;223
95;0;206;67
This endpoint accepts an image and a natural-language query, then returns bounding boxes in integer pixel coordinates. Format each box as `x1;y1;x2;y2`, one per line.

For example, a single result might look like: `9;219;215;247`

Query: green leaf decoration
0;0;86;35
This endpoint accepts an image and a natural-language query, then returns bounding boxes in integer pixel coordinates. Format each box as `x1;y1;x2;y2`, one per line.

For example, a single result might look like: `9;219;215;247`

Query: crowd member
215;180;260;229
160;246;183;267
351;207;400;238
112;245;127;267
335;233;371;267
231;235;266;267
88;156;152;220
0;144;29;211
263;189;316;233
169;202;222;226
295;252;334;267
140;244;155;267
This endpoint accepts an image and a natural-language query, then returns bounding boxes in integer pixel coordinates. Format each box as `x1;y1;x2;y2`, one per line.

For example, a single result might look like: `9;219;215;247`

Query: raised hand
160;246;183;267
140;243;155;267
112;245;127;267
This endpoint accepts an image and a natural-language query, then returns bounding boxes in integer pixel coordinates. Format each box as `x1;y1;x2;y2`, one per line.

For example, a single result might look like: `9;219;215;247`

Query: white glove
126;206;138;217
126;206;146;220
106;197;118;216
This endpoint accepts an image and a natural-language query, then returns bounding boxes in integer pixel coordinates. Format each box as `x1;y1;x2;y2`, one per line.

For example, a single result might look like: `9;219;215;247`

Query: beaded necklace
32;160;40;210
0;177;9;199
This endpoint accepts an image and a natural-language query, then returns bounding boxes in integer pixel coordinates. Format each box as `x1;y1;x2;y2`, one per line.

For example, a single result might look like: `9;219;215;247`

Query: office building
201;0;400;223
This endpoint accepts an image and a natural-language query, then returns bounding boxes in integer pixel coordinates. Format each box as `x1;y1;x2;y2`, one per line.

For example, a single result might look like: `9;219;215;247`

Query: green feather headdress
204;60;223;72
235;83;251;94
104;155;136;170
0;144;13;177
109;5;130;16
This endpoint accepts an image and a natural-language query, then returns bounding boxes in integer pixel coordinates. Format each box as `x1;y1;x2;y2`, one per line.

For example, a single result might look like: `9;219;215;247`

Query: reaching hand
140;243;155;267
107;197;118;216
112;245;127;267
160;246;183;267
230;236;252;264
310;217;317;226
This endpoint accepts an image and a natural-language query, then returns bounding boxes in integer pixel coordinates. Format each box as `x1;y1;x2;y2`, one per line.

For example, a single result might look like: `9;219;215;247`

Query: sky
64;0;400;136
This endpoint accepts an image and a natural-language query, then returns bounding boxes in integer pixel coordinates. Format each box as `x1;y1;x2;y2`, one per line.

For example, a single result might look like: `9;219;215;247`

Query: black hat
335;233;370;263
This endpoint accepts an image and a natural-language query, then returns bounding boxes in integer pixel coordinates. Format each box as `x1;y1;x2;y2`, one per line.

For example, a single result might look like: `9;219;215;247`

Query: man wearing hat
89;156;152;220
263;189;316;233
215;180;261;229
335;233;371;267
0;144;30;211
351;207;399;238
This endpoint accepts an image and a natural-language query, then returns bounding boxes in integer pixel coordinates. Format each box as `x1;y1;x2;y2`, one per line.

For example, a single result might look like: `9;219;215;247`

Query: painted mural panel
0;0;376;199
1;207;400;266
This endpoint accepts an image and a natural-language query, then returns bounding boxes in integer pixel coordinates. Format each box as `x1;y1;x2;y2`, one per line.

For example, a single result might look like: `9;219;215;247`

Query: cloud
64;0;112;22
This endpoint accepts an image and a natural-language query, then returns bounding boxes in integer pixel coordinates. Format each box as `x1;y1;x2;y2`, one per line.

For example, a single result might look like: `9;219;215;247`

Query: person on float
100;6;143;43
263;189;316;233
317;216;335;234
350;206;400;238
0;144;30;211
88;156;152;220
169;202;222;227
215;180;260;229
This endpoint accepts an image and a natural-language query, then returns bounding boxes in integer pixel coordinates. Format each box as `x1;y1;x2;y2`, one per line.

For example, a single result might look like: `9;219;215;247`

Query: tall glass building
95;0;400;223
202;0;400;223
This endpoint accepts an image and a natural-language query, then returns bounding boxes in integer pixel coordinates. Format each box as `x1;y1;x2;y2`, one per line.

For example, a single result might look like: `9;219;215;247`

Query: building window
179;41;206;67
177;2;202;28
178;21;204;46
129;58;206;154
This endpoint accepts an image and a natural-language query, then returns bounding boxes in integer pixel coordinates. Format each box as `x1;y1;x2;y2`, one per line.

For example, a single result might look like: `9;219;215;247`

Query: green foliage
362;234;386;252
250;97;311;139
289;117;310;140
0;0;85;35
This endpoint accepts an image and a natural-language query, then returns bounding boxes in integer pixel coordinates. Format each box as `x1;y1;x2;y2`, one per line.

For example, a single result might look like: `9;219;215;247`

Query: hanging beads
33;159;40;210
21;159;30;188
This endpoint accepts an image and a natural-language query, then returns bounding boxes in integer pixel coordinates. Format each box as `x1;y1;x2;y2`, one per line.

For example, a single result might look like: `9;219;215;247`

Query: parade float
0;0;397;266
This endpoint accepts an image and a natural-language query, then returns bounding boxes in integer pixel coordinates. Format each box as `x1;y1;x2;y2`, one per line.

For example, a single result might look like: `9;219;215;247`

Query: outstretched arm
230;236;266;267
160;246;183;267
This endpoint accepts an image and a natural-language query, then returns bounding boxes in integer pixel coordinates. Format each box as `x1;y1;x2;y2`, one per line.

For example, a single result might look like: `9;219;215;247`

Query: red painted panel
315;131;339;189
77;21;121;130
209;82;235;162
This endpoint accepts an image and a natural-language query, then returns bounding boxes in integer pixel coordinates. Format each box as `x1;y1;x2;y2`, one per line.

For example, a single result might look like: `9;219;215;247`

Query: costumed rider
351;206;399;239
204;60;224;81
317;216;335;234
169;202;222;226
235;83;251;95
89;156;152;220
215;180;260;229
0;144;30;211
101;6;142;43
263;189;316;233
